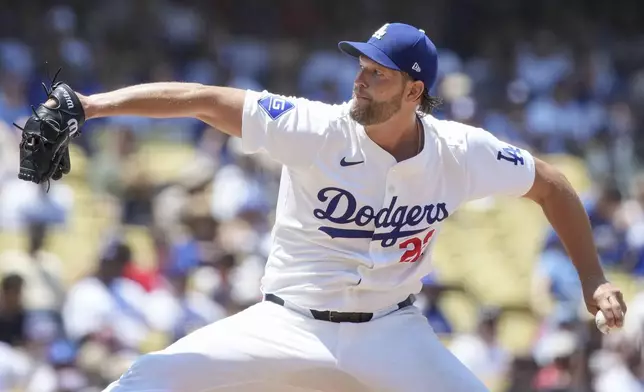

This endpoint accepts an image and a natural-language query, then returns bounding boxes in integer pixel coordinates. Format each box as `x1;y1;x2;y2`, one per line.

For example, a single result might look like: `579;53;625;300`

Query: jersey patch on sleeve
496;145;525;166
258;95;295;120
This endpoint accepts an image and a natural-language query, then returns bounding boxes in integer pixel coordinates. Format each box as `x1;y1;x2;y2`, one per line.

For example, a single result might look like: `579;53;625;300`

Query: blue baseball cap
338;23;439;91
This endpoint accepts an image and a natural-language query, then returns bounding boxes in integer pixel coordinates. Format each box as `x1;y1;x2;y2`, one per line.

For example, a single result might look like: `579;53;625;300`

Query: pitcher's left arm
458;123;626;329
523;158;626;327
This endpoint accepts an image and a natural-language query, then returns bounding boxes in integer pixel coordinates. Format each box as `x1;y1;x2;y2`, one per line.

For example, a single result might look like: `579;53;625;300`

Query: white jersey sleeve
463;126;536;201
241;90;345;166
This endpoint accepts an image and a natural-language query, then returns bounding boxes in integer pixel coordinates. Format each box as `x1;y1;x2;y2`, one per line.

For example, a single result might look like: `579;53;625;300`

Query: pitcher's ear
406;80;425;103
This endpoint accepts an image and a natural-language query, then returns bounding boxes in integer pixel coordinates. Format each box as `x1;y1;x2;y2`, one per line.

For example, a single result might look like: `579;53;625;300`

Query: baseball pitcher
17;22;626;392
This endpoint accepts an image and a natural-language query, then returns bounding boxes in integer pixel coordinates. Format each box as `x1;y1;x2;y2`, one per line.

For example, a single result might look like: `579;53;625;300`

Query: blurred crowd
1;0;644;391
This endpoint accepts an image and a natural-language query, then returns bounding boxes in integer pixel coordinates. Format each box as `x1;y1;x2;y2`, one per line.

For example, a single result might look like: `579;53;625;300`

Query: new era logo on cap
338;22;439;91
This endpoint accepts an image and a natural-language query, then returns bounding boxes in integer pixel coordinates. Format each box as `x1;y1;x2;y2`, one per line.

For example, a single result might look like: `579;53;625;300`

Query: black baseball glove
15;71;85;187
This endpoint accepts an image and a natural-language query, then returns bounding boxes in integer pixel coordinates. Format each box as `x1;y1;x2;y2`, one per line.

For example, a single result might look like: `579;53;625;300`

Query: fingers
597;291;627;329
44;98;58;108
607;296;625;328
589;283;628;330
617;291;628;315
597;296;616;328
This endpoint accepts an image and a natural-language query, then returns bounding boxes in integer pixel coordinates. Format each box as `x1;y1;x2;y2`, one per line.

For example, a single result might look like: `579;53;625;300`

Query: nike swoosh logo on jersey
340;157;364;167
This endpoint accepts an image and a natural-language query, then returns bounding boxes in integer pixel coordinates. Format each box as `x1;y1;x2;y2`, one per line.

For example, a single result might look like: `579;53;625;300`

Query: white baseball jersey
241;90;535;313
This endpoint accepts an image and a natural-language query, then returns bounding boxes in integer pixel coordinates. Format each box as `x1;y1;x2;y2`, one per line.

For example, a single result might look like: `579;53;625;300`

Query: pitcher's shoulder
248;90;350;122
422;116;493;153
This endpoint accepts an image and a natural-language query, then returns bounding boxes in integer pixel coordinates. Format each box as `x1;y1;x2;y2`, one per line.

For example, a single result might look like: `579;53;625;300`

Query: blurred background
0;0;644;391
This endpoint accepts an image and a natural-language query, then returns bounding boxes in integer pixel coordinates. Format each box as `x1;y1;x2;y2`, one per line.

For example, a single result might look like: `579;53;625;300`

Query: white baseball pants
103;300;489;391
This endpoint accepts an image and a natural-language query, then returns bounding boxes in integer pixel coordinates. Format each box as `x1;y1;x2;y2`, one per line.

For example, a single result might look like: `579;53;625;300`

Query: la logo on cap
372;24;389;40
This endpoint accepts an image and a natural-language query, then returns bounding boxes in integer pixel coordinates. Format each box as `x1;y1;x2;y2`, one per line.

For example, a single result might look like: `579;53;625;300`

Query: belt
264;293;415;323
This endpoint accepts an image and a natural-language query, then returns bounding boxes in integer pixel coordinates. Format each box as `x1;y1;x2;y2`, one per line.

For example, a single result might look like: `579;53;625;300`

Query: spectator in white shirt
62;239;152;351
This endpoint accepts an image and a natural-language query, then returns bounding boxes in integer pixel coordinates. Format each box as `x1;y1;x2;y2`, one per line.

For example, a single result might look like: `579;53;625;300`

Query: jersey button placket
371;167;400;264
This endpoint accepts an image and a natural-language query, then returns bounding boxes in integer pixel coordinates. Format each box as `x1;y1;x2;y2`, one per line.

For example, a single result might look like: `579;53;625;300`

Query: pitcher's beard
349;92;403;126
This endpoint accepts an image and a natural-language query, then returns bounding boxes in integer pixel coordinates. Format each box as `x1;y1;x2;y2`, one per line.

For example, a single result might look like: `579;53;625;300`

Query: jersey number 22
398;229;436;263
